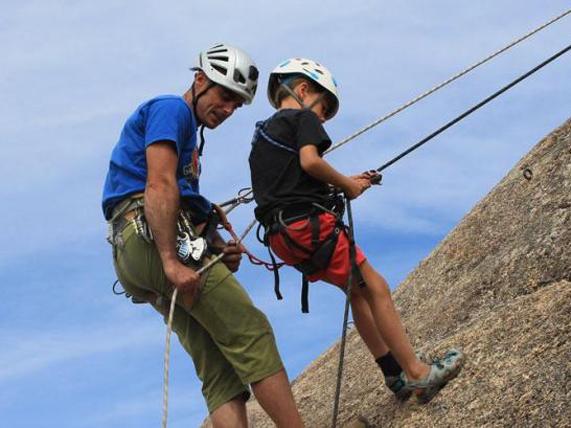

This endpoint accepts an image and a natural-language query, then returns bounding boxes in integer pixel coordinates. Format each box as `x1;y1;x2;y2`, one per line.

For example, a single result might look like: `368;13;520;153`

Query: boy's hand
344;177;372;199
350;170;381;182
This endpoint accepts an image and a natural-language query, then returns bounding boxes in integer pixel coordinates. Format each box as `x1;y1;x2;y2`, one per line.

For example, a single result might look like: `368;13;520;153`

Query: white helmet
193;43;259;104
268;58;340;119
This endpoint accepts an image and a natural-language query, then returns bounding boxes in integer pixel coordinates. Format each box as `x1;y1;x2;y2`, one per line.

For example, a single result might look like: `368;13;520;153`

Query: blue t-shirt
102;95;211;221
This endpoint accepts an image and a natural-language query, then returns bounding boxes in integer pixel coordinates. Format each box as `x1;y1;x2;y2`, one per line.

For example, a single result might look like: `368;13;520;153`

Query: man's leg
251;369;303;428
114;224;252;420
209;397;248;428
189;262;303;427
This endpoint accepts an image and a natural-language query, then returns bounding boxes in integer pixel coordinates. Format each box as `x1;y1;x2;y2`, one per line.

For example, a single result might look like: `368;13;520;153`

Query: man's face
194;75;245;129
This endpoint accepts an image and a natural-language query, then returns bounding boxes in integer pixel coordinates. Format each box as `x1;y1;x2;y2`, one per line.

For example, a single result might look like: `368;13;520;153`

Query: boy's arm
299;145;370;199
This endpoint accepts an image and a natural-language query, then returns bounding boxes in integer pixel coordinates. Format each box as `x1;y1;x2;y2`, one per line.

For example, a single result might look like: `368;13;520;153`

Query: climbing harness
108;200;219;302
263;194;355;313
253;119;357;312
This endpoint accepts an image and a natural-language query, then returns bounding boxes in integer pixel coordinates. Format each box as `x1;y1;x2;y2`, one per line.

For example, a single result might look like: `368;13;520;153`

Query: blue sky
1;1;569;427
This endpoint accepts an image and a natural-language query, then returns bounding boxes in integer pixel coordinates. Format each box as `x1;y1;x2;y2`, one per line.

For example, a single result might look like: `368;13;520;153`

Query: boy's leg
350;280;414;400
356;261;429;381
350;289;389;358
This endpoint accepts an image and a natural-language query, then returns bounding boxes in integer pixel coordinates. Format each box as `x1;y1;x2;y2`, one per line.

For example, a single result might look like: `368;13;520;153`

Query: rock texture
204;118;571;427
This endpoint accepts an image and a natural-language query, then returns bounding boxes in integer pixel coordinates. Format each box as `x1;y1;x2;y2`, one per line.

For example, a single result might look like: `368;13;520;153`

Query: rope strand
326;7;571;154
374;43;571;174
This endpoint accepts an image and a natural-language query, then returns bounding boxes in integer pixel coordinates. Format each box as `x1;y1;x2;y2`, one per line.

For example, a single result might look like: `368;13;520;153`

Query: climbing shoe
385;351;430;401
400;348;464;404
385;375;413;401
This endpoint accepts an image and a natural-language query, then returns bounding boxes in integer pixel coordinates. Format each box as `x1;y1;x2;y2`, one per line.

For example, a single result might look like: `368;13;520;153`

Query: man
102;43;303;427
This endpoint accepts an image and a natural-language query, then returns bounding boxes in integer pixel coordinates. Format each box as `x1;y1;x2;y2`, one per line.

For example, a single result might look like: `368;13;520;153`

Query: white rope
161;219;258;428
325;7;571;154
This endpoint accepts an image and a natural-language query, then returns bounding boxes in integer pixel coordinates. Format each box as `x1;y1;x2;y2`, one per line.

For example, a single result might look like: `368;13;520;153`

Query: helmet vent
208;55;229;62
208;48;228;54
212;64;228;76
248;66;259;80
233;69;246;84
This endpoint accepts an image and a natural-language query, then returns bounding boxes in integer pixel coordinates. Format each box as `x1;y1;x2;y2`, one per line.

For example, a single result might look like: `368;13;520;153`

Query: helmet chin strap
191;81;216;157
279;79;326;112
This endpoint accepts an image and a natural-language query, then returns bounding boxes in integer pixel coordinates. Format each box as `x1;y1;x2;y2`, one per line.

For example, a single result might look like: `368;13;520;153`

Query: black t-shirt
249;109;332;222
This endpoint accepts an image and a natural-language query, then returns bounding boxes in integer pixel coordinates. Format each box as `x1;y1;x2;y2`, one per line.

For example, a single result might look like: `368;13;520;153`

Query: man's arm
145;141;200;298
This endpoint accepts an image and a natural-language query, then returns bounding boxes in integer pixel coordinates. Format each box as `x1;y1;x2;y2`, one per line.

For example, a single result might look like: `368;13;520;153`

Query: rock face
204;118;571;427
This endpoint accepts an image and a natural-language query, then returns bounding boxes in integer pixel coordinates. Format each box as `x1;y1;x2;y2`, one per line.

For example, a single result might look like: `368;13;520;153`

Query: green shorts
113;221;283;413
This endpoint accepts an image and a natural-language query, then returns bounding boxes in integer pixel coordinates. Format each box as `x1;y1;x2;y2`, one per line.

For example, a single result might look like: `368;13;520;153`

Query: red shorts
268;212;366;287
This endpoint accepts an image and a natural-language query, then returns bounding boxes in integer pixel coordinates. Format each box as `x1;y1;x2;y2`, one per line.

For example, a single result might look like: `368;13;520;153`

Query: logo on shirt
182;147;201;182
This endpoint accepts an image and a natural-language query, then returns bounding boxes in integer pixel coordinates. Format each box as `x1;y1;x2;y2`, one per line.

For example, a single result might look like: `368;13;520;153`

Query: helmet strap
306;92;326;111
279;78;326;112
279;79;306;109
198;125;206;157
191;80;216;126
191;79;215;157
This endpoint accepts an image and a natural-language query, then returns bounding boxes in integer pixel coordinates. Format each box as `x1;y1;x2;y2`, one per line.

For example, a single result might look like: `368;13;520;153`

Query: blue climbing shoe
401;348;464;404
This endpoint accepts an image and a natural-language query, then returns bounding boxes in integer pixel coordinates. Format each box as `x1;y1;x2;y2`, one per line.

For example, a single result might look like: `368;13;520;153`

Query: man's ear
194;71;208;89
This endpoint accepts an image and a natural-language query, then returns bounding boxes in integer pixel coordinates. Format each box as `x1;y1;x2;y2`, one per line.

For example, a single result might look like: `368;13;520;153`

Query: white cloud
0;322;162;383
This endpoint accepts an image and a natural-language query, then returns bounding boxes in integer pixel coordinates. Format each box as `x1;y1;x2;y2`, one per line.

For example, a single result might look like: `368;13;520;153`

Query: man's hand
222;240;244;272
163;259;202;303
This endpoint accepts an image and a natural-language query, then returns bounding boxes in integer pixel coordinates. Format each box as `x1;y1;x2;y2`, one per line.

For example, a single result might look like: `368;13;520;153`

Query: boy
249;58;463;402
